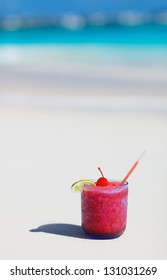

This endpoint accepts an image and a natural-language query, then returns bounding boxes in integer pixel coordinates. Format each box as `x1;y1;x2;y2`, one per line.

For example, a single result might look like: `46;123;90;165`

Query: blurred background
0;0;167;110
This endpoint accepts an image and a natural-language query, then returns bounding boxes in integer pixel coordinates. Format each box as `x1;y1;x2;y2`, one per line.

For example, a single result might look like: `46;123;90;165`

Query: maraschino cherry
96;167;109;186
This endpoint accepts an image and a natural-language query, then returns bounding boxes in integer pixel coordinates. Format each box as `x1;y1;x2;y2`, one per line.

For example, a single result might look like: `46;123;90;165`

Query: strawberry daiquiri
72;167;128;239
81;180;128;239
71;153;145;238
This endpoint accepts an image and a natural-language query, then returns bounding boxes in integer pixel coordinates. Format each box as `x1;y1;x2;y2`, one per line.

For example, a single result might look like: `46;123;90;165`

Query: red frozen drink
81;181;128;239
72;153;145;238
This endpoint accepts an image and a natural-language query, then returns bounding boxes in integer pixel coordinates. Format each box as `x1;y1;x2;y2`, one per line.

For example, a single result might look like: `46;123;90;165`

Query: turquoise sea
0;24;167;45
0;24;167;68
0;24;167;111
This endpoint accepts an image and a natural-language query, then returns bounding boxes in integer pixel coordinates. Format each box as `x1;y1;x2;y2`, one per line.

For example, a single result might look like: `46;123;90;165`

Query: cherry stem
98;167;104;177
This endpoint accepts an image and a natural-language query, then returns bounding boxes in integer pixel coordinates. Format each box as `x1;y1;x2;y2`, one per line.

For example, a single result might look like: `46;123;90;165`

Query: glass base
82;227;125;239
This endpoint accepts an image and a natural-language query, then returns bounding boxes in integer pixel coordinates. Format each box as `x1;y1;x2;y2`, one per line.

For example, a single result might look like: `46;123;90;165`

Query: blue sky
0;0;167;17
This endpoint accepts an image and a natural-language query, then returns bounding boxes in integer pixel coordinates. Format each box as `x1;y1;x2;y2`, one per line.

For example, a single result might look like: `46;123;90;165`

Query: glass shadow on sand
30;223;89;239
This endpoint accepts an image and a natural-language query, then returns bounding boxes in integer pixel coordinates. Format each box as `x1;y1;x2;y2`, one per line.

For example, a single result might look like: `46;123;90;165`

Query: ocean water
0;24;167;112
0;24;167;67
0;24;167;45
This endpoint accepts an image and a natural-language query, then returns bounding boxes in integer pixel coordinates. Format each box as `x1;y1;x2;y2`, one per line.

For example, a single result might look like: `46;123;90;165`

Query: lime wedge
71;179;95;192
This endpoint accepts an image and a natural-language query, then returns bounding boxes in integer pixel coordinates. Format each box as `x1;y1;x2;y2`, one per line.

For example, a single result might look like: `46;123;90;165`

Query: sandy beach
0;45;167;260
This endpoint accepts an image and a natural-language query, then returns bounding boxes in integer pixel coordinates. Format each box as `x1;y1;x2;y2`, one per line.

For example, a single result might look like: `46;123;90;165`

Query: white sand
0;44;167;259
0;105;167;260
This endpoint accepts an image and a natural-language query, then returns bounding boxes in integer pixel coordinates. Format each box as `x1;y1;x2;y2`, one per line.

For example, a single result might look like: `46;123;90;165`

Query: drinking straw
119;150;146;186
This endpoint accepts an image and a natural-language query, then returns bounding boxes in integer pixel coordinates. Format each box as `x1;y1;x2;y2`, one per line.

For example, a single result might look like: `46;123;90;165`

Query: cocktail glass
81;180;128;239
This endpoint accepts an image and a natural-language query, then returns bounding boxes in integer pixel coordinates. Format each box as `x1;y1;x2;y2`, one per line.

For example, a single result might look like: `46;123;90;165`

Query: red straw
119;150;146;186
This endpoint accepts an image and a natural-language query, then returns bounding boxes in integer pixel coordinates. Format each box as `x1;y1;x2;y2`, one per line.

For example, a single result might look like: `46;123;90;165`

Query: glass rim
82;179;128;193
